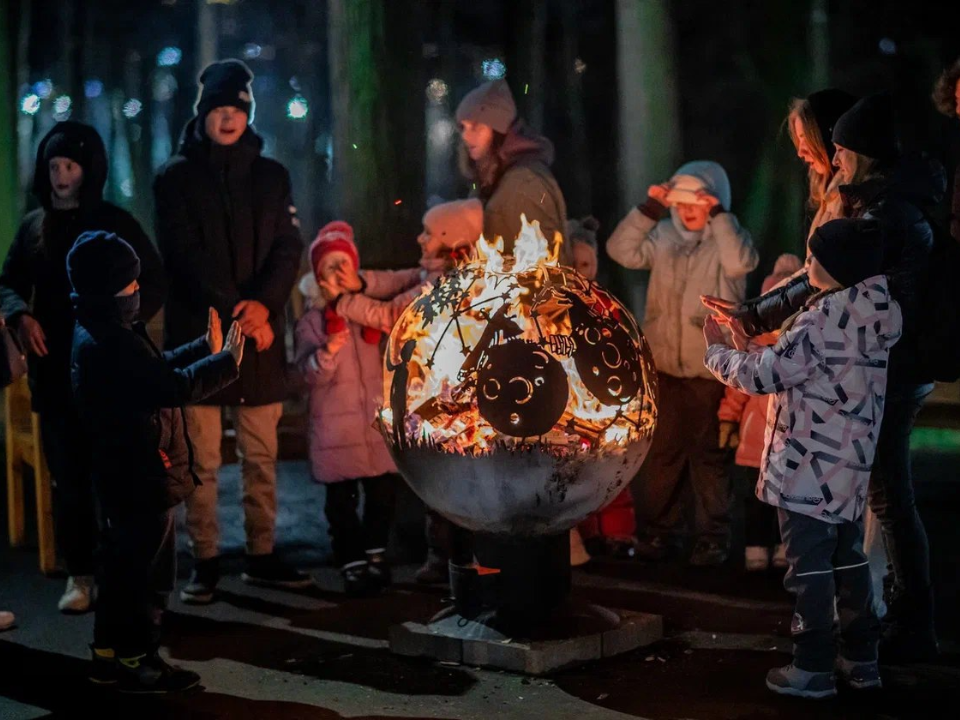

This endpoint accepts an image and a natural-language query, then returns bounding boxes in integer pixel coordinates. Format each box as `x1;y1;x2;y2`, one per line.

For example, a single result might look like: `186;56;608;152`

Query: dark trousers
324;474;398;568
778;508;879;672
639;374;729;543
737;465;780;547
94;507;176;658
867;383;934;624
39;405;97;576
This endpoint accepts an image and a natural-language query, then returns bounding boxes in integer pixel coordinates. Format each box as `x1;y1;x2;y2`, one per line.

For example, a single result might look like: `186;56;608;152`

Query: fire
380;216;657;457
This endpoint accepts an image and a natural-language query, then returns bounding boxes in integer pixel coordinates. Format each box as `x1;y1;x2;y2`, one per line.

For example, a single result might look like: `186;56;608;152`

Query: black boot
117;651;201;694
342;561;381;598
366;549;392;587
880;586;939;664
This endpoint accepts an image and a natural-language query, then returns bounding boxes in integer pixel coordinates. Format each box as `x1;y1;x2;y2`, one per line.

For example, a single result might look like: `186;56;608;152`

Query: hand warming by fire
378;216;658;458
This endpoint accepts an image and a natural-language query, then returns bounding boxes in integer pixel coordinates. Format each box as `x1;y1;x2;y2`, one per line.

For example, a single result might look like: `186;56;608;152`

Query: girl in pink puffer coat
295;221;411;598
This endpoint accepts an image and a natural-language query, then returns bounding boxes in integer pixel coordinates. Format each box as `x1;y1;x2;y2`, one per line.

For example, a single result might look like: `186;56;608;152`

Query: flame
381;216;656;456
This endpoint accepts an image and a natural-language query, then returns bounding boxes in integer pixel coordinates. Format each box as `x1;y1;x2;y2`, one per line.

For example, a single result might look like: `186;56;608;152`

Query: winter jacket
705;276;902;523
475;122;567;257
295;306;397;484
0;125;166;414
607;161;759;380
718;265;800;468
735;154;945;388
951;163;960;243
71;306;239;513
154;119;303;406
334;267;431;333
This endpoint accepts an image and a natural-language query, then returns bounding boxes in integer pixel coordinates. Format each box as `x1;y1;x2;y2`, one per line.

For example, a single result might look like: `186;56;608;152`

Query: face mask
115;291;141;326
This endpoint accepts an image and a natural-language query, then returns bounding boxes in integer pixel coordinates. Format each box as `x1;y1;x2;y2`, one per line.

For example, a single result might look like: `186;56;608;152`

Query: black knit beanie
195;59;255;122
832;93;900;161
67;231;141;297
808;218;884;288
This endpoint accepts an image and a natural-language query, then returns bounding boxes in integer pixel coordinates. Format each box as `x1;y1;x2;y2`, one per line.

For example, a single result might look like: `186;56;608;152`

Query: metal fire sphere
379;218;659;536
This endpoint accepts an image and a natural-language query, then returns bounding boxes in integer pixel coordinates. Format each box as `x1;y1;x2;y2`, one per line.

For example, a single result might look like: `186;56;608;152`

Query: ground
1;442;958;719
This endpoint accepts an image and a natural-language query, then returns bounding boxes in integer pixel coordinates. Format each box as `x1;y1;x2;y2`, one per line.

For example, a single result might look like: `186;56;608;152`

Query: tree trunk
0;0;19;260
505;0;547;131
552;0;591;217
614;0;681;317
328;0;424;268
15;0;32;206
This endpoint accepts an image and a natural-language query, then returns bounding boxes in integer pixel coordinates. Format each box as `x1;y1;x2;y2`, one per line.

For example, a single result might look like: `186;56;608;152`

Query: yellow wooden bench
5;375;56;574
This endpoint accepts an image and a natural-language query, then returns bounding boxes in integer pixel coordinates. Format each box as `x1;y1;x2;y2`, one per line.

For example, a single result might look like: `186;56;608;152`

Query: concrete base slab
390;601;662;675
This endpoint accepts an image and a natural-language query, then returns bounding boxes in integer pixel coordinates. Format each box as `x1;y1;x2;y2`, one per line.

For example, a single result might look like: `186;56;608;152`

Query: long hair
933;58;960;117
787;97;834;210
457;132;507;199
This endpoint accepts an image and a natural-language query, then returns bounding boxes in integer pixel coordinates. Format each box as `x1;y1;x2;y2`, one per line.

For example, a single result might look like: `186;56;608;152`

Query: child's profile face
572;241;598;281
676;202;710;231
417;220;445;259
318;250;354;294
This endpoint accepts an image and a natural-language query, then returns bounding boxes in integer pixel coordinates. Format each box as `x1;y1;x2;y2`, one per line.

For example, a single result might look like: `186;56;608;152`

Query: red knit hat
310;221;359;281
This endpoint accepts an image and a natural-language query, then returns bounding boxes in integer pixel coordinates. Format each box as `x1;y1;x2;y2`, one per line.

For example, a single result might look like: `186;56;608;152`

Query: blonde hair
787;98;834;210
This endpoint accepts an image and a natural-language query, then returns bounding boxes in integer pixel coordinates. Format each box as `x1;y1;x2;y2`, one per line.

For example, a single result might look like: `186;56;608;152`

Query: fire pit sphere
379;216;658;536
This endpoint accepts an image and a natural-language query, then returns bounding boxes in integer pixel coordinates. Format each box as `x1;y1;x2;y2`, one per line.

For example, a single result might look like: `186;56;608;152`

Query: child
320;201;484;585
607;160;758;566
69;231;243;693
564;217;637;564
717;253;802;571
295;221;410;597
704;218;900;698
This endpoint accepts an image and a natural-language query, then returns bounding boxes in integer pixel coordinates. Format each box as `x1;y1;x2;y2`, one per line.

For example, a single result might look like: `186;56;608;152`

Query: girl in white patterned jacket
703;218;901;699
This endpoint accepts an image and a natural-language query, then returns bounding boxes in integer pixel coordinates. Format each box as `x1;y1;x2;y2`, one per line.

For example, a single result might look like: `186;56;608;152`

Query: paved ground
2;449;959;719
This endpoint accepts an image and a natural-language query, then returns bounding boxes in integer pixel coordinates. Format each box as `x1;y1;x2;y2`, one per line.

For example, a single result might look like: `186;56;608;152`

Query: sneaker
772;544;788;569
569;529;592;567
765;664;837;699
0;611;14;632
241;554;314;589
606;537;640;560
836;657;882;690
366;549;392;586
88;646;118;685
117;652;201;694
689;541;729;568
745;546;770;572
633;535;676;562
342;561;381;597
58;576;95;614
180;557;220;605
414;554;448;584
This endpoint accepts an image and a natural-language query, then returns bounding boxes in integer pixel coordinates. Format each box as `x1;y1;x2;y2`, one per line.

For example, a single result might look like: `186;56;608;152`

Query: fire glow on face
379;216;658;458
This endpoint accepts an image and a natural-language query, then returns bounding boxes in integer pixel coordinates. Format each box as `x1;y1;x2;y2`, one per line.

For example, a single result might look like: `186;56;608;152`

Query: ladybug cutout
477;340;568;437
558;288;643;407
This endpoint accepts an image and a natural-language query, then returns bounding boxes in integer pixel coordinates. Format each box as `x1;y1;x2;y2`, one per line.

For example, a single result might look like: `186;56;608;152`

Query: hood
665;160;732;244
499;120;555;169
32;121;108;211
819;275;902;355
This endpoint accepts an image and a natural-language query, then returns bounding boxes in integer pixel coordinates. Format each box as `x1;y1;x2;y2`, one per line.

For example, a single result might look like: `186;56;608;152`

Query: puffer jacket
295;305;398;484
705;276;902;523
607;161;759;379
736;154;945;387
334;267;431;333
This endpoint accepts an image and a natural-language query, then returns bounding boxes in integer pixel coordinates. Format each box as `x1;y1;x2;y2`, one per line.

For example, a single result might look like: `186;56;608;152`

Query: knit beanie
66;231;141;297
455;80;517;134
422;199;483;252
195;59;256;122
808;218;884;288
806;89;858;161
566;216;600;249
832;93;900;161
310;221;359;281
